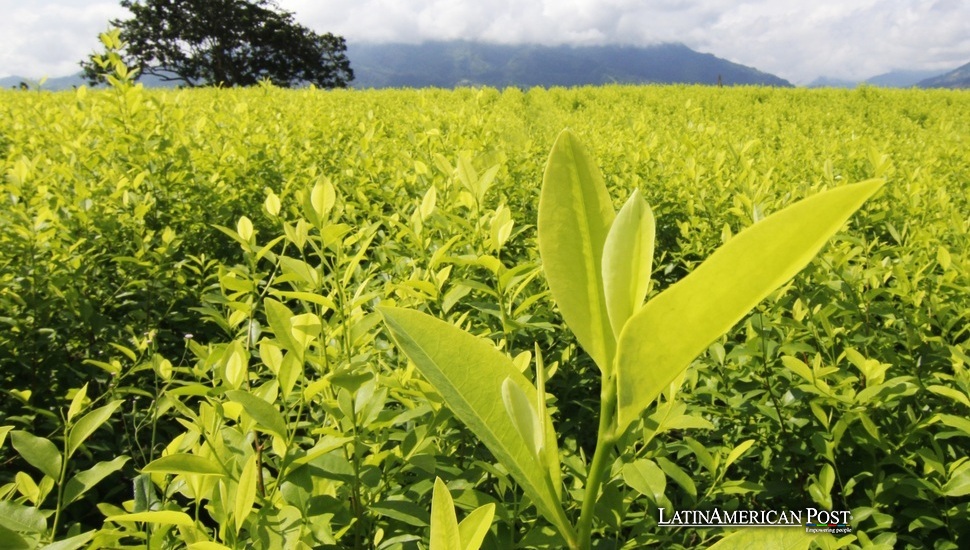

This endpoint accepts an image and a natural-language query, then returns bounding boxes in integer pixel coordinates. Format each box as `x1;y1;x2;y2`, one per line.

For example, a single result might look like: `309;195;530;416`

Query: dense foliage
81;1;353;88
0;66;967;549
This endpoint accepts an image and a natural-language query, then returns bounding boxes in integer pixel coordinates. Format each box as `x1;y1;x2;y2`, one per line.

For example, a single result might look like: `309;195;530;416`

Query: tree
82;0;353;88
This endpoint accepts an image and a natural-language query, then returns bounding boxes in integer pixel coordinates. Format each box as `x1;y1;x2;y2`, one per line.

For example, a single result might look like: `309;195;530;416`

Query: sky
1;0;968;85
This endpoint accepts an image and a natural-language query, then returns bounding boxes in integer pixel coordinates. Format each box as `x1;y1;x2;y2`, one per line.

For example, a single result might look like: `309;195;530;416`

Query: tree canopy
82;0;353;88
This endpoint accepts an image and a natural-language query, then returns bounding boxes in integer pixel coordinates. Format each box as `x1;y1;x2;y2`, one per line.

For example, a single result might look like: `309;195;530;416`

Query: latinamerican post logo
658;507;852;534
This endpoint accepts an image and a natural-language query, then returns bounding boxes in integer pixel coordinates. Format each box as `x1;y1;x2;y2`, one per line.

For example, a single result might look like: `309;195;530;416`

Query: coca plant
381;129;883;549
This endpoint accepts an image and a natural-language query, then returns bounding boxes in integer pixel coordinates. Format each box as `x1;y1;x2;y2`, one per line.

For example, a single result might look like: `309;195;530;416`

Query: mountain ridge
346;41;792;88
5;41;967;90
918;61;970;88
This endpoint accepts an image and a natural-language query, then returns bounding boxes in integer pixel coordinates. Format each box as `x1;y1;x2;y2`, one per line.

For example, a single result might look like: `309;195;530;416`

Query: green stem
576;377;617;549
49;423;71;543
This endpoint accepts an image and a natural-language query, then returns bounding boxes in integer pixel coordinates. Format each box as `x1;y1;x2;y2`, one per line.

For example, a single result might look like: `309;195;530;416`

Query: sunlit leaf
142;453;225;476
68;400;123;458
602;188;655;338
226;390;288;441
615;179;884;432
234;454;258;533
105;511;196;527
538;129;616;374
39;529;96;550
622;459;666;504
63;455;130;505
66;383;89;423
501;378;543;461
0;500;46;534
379;306;573;543
431;478;461;550
11;431;62;479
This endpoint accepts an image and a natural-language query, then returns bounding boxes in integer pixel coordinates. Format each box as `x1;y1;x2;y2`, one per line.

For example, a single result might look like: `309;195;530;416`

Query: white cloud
1;0;967;84
0;1;127;78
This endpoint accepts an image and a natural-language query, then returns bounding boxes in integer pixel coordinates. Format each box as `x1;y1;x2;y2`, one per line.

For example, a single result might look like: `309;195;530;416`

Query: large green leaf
0;500;46;534
226;389;288;441
615;179;884;432
39;530;96;550
104;511;196;527
10;431;61;480
538;129;616;373
67;400;123;458
63;455;130;505
235;454;259;534
602;188;655;338
142;453;225;476
264;298;305;362
379;306;574;545
459;506;496;550
0;524;30;550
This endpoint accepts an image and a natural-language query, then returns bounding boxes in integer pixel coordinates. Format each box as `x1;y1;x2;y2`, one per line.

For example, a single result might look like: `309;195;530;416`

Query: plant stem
576;376;617;549
50;423;71;543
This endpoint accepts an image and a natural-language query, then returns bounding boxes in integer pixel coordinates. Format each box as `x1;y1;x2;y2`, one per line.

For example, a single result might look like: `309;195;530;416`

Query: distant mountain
347;41;792;88
0;73;87;90
808;64;967;90
806;76;858;89
1;72;179;91
918;61;970;89
865;69;945;88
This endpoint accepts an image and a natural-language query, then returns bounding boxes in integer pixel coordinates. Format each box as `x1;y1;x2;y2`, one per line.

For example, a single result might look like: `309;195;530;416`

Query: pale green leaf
11;431;62;479
264;191;281;217
927;385;970;409
622;459;666;504
942;461;970;497
310;178;336;223
431;478;461;550
781;355;814;383
501;378;543;461
602;188;655;338
379;306;573;544
615;179;884;432
724;439;755;471
420;186;437;220
291;313;321;349
458;503;496;550
226;390;288;441
0;425;12;448
278;351;302;400
939;414;970;437
105;511;196;527
234;454;258;533
66;383;88;423
0;500;46;533
937;246;951;271
63;455;129;505
370;500;429;527
142;453;224;476
0;524;30;550
224;342;248;390
237;216;253;242
538;129;616;373
68;400;123;458
265;298;304;361
39;530;95;550
656;456;696;497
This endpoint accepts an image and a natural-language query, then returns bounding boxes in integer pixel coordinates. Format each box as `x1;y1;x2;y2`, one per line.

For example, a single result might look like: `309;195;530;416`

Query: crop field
0;71;968;549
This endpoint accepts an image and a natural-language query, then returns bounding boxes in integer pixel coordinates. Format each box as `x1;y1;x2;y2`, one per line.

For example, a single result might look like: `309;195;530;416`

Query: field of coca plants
1;61;968;549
